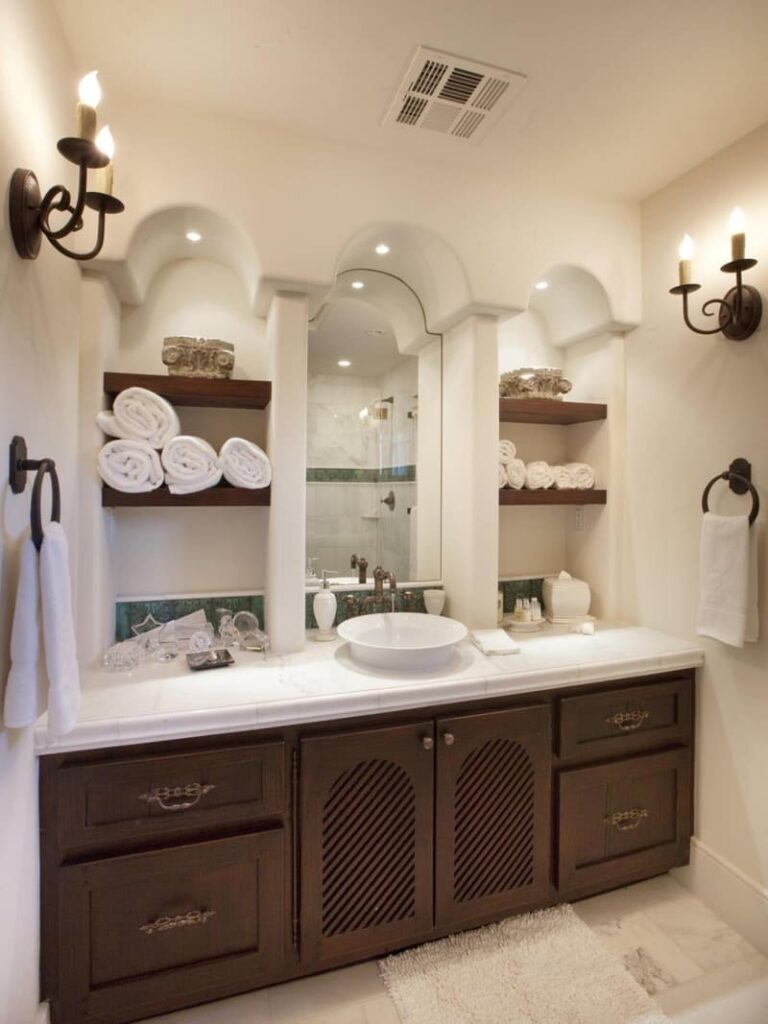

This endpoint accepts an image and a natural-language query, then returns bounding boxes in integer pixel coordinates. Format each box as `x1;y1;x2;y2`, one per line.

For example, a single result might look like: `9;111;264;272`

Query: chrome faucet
361;566;397;613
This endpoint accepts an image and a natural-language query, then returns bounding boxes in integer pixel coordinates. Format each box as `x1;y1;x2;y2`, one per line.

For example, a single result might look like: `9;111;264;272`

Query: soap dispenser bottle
313;571;338;641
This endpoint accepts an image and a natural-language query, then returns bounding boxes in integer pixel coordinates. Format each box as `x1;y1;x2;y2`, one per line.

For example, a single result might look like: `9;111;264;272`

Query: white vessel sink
337;612;468;671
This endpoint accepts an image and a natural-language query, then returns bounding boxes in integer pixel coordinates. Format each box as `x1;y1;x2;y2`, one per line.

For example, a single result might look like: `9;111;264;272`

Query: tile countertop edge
33;628;705;756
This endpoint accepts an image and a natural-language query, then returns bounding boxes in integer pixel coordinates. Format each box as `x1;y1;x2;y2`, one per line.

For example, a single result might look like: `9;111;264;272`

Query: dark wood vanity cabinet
40;669;695;1024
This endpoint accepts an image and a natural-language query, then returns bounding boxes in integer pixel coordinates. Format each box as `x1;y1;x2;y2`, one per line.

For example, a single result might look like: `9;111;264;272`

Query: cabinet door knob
442;732;455;746
421;735;434;750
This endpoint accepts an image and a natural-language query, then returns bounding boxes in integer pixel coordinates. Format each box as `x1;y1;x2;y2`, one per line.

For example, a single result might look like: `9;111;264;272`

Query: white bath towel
97;386;180;449
499;439;517;464
564;462;595;489
697;513;758;647
98;439;163;492
506;458;526;490
525;461;554;490
40;523;80;736
499;463;509;488
3;534;45;728
2;525;80;736
552;465;576;489
162;436;222;494
471;629;520;655
220;438;272;489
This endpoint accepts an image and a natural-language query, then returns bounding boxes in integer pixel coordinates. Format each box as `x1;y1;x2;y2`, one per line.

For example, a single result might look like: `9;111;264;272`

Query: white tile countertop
34;624;704;755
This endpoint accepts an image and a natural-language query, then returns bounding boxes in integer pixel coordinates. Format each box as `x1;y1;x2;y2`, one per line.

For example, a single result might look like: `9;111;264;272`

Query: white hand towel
506;458;526;490
97;386;180;449
552;465;576;489
499;463;509;488
525;461;554;490
697;513;756;647
564;462;595;489
499;439;517;465
98;439;163;492
40;523;80;736
471;629;520;655
162;436;222;494
3;534;45;728
220;438;272;489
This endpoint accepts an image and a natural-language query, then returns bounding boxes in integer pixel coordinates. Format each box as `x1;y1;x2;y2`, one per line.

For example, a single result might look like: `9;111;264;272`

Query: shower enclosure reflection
306;295;441;585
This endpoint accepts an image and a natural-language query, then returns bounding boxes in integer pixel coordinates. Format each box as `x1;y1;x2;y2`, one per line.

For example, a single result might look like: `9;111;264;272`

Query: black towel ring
701;457;759;526
9;436;62;550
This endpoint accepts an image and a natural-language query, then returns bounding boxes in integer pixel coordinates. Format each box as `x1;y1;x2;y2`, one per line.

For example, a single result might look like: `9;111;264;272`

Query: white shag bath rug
379;904;668;1024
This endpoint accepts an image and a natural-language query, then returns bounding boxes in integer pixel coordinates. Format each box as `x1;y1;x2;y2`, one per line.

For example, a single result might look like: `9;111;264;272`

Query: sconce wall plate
670;258;762;341
9;137;123;262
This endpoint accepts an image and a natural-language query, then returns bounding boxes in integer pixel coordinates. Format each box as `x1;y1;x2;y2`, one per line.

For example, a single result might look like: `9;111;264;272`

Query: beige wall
627;122;768;946
0;3;79;1021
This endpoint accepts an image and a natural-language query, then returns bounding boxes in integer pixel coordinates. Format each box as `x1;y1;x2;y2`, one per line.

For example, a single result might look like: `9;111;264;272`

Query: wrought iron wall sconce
8;72;124;262
669;210;761;341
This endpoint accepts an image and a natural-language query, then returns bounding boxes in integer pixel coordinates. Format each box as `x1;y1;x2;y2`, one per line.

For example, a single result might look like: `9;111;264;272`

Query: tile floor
145;876;768;1024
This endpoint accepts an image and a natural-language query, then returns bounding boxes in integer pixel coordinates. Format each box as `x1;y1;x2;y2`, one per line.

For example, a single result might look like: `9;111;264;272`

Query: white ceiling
308;297;403;377
53;0;768;199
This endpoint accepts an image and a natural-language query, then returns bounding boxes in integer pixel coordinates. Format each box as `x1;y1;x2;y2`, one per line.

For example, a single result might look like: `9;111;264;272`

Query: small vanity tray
503;619;544;633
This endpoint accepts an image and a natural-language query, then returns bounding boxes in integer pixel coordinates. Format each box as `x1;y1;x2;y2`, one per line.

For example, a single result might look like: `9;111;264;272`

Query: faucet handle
350;554;359;569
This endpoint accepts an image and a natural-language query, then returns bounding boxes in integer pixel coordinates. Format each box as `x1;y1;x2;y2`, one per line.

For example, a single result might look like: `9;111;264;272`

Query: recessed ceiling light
375;243;390;255
365;328;384;336
534;280;549;291
351;281;365;290
337;359;351;367
186;230;202;243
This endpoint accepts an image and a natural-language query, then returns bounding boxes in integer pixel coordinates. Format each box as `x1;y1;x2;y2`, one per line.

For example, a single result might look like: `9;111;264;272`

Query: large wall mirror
306;295;441;586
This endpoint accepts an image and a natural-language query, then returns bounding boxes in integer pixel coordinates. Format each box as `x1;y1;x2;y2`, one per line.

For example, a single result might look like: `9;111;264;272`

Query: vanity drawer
57;742;287;854
557;748;692;896
56;830;285;1024
558;676;693;761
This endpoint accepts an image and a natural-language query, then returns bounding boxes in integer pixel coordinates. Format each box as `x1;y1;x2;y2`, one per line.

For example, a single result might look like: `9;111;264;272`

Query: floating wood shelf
103;372;271;410
499;488;607;506
499;398;607;425
102;484;271;508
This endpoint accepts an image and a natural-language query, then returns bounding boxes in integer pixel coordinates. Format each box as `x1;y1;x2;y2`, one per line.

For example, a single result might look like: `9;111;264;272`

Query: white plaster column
77;273;120;665
265;291;309;652
441;314;499;628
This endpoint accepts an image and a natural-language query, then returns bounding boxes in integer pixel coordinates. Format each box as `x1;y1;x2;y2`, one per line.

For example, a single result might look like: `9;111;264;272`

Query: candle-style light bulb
75;71;101;140
94;126;115;195
730;207;746;261
678;234;695;285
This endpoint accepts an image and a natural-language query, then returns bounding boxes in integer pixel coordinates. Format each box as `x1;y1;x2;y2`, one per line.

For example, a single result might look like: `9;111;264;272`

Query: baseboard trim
33;1002;50;1024
673;837;768;955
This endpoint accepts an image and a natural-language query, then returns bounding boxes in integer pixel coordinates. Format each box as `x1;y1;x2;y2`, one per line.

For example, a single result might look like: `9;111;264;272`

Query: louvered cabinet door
300;721;435;966
435;705;552;929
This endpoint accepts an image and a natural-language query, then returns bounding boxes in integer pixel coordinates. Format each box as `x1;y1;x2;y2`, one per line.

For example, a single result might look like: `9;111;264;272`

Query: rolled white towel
220;438;272;489
97;387;180;449
506;458;526;490
98;439;163;492
552;465;576;489
499;463;509;488
499;439;517;464
162;436;222;494
525;460;554;490
564;462;595;489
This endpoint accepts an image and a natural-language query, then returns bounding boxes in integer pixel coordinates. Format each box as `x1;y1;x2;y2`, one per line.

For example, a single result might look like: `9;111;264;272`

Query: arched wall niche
525;263;638;348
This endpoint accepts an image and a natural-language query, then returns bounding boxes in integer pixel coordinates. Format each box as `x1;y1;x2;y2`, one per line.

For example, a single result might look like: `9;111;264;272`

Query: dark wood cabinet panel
557;748;692;897
435;705;552;928
57;742;287;854
56;831;285;1024
300;721;435;966
559;676;693;762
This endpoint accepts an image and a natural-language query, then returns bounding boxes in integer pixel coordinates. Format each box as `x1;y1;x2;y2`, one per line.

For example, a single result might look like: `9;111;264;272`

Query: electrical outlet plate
573;506;585;532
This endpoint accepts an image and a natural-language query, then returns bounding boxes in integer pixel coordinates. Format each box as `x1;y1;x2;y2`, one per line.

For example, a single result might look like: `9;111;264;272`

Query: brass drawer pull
140;909;216;935
605;808;649;831
605;710;650;732
138;782;215;812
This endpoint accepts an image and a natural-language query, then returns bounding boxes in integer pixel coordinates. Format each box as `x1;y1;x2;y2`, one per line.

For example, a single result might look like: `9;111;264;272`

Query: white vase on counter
424;589;446;615
313;571;337;640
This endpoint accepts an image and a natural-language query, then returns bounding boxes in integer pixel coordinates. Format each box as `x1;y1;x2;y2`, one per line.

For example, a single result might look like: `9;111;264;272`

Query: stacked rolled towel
552;465;575;489
563;462;595;489
162;436;222;494
525;460;555;490
97;386;180;449
97;439;163;492
498;440;526;490
220;437;272;489
499;439;517;464
505;458;526;489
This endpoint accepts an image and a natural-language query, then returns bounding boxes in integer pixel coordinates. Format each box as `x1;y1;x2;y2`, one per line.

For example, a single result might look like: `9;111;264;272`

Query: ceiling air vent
384;46;527;142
